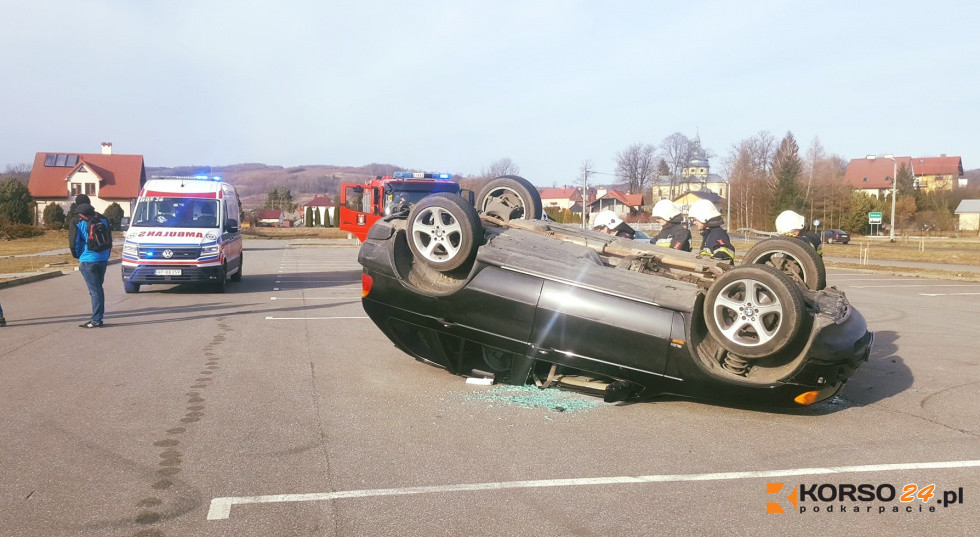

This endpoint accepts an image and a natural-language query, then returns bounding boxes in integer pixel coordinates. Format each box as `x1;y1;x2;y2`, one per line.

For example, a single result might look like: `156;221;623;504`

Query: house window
84;183;95;195
71;184;82;195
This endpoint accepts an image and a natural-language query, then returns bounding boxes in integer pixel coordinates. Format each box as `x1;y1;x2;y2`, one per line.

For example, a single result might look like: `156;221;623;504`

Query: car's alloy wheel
407;193;484;272
704;265;804;358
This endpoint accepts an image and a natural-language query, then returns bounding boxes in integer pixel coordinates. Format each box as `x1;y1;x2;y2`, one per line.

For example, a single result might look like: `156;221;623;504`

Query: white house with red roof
299;194;334;226
27;142;146;220
588;189;644;218
537;187;583;211
845;154;963;197
257;209;284;227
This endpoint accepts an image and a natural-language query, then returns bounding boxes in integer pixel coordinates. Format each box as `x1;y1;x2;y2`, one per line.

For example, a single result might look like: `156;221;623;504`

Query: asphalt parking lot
0;240;977;536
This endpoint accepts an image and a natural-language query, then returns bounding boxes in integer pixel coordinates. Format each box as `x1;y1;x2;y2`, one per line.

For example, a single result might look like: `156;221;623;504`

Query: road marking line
264;316;369;320
206;459;980;520
920;292;980;296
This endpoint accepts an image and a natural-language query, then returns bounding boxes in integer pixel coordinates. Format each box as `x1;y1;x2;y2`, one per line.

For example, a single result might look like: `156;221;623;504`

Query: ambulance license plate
155;269;181;276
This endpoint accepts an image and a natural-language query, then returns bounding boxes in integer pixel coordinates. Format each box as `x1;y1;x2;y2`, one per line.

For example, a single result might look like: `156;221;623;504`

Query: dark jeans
80;261;108;323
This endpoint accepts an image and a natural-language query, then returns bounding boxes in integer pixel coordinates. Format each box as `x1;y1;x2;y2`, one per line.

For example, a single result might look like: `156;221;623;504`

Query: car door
529;280;673;377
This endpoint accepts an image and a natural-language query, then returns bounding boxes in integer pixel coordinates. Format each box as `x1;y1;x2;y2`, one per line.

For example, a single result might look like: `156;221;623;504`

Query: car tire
229;253;243;282
826;237;834;244
476;175;542;221
407;193;484;272
742;236;826;291
704;265;805;359
123;281;140;294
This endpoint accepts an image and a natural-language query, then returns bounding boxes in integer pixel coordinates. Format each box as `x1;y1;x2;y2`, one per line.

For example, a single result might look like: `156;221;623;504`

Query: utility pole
580;160;594;229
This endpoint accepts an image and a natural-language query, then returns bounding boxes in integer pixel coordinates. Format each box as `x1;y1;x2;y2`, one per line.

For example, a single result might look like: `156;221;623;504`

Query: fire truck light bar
392;172;452;180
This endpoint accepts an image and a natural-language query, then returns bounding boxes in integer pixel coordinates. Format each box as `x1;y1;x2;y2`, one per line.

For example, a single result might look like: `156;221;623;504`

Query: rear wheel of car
229;253;243;282
123;281;140;294
826;236;834;244
704;265;805;359
477;175;542;221
407;193;484;272
742;236;826;291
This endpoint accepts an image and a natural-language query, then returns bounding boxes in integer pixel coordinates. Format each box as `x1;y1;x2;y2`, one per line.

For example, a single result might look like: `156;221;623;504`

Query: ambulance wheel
229;253;243;282
123;281;140;294
213;264;227;293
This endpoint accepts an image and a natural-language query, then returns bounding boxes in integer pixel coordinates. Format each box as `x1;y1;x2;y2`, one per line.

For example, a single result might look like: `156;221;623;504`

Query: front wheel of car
476;175;542;222
407;193;484;272
742;236;826;291
704;265;805;359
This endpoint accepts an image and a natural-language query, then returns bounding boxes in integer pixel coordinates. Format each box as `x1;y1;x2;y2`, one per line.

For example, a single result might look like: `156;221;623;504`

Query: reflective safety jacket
652;222;692;251
784;230;823;257
699;225;735;261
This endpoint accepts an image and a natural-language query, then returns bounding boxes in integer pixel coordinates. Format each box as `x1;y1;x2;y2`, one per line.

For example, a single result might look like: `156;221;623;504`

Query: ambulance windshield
132;197;220;228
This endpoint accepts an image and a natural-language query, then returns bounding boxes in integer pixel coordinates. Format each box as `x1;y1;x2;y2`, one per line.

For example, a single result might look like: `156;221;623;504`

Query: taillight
361;273;373;297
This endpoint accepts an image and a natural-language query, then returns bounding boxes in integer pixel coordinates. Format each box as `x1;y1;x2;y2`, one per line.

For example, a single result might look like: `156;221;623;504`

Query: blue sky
2;0;976;185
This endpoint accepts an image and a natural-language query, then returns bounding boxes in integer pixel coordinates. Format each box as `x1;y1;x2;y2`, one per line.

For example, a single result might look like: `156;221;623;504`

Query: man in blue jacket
70;203;111;328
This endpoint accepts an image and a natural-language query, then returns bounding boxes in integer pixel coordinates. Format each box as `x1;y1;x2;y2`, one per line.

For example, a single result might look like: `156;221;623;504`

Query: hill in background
145;163;406;208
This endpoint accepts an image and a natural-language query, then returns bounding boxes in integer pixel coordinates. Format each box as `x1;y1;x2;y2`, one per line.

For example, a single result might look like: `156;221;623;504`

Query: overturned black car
357;176;872;407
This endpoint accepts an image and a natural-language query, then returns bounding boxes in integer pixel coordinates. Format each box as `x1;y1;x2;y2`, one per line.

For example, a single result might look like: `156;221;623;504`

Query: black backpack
86;214;112;252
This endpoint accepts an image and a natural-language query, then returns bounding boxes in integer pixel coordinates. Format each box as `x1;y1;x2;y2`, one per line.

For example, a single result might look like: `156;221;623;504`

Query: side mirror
120;217;130;231
225;219;240;233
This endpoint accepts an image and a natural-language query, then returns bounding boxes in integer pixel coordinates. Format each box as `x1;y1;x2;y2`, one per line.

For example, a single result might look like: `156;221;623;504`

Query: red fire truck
339;172;468;242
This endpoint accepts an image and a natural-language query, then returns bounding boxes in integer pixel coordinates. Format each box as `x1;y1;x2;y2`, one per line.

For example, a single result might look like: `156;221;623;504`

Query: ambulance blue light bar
392;172;452;180
193;175;223;181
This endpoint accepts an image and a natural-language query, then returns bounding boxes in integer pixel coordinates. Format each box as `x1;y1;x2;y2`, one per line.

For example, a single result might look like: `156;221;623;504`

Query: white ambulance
121;176;243;293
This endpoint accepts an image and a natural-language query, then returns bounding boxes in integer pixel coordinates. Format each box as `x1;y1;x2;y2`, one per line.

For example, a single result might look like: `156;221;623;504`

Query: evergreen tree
103;202;125;230
43;203;66;229
0;177;34;224
768;131;803;224
842;192;877;234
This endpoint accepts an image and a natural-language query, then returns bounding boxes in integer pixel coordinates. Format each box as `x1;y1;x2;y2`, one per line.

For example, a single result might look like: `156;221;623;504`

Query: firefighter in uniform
775;210;823;257
650;199;691;251
689;199;734;262
592;210;636;239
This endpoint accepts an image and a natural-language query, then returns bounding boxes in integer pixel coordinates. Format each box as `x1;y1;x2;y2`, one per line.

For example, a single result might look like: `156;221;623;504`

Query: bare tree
615;143;657;194
724;132;780;231
482;158;520;179
659;132;694;198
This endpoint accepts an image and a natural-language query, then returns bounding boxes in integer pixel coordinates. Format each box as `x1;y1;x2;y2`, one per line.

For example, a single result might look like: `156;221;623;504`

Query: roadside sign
869;212;883;224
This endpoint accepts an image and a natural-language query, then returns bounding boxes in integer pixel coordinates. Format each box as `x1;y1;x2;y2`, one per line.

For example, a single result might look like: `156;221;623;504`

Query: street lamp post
883;154;897;242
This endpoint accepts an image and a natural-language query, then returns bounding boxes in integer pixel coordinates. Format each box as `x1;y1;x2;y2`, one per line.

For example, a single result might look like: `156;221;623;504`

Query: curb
0;270;65;289
0;259;121;289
